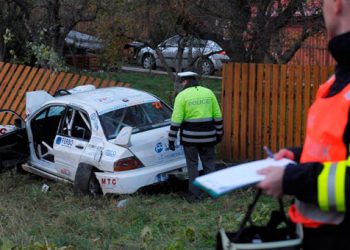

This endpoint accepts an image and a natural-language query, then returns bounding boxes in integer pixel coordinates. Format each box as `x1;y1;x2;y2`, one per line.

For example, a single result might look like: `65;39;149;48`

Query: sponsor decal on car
155;141;184;162
55;136;74;147
97;96;115;104
90;113;99;131
154;142;163;153
0;127;7;135
157;151;184;162
60;168;71;176
104;149;116;157
0;125;17;135
101;178;117;185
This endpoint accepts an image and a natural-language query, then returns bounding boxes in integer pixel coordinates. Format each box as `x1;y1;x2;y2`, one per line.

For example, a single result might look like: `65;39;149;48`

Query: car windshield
99;101;172;140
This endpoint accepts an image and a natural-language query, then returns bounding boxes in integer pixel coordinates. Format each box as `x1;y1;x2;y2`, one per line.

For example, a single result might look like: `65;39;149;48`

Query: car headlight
114;156;144;171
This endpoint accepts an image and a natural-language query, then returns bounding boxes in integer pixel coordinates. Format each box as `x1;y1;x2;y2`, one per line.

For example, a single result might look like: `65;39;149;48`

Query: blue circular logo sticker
155;142;163;153
56;136;62;145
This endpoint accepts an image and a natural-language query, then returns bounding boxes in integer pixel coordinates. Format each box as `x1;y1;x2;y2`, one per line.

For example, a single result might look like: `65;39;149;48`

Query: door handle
75;145;84;149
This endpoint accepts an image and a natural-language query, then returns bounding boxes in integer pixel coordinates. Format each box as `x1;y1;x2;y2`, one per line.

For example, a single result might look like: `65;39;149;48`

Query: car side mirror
114;126;132;147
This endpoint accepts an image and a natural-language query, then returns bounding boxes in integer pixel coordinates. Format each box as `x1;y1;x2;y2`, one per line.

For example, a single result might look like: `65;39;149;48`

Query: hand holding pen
263;146;274;158
257;146;287;198
263;146;296;161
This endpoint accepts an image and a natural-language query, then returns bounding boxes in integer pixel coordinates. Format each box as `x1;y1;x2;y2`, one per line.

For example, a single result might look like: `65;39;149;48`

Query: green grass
0;172;279;250
0;71;278;250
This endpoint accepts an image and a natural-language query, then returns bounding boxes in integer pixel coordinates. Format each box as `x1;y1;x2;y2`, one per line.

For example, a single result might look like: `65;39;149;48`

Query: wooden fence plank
59;73;73;90
108;80;117;87
240;63;248;160
263;64;272;153
271;64;279;152
78;75;88;85
29;68;45;90
320;65;329;83
0;64;23;123
100;79;110;88
2;66;32;123
286;65;295;147
255;64;264;159
312;65;320;101
220;64;226;160
43;72;58;92
222;63;233;161
94;78;102;88
328;66;334;79
248;64;256;159
86;76;95;84
303;65;311;141
232;63;241;161
0;64;18;91
49;72;66;95
3;65;30;110
67;74;80;89
36;70;52;90
16;67;42;116
0;65;23;109
279;65;287;150
295;66;303;146
0;63;11;87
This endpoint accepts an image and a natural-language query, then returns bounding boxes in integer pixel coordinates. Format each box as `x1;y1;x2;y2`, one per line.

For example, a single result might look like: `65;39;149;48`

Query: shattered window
99;102;172;140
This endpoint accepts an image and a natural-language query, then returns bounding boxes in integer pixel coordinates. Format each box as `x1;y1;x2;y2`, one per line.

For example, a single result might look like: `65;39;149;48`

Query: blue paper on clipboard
193;158;295;198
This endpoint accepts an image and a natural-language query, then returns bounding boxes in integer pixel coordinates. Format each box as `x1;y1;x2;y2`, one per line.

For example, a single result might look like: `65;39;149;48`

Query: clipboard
193;158;295;198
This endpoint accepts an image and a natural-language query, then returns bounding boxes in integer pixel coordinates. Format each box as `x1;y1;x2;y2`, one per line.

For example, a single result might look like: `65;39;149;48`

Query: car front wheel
74;164;102;195
142;54;156;69
196;58;215;75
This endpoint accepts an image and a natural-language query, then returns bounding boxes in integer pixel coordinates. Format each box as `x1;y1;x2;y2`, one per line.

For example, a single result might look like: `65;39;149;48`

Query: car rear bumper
95;159;187;194
210;55;230;70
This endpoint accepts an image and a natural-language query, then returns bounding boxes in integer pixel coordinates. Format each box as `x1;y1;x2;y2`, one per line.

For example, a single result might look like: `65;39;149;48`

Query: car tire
74;163;102;196
142;54;156;70
196;57;215;75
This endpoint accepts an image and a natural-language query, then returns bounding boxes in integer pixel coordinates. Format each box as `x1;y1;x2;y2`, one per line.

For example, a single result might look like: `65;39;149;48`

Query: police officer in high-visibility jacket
168;71;223;202
257;0;350;249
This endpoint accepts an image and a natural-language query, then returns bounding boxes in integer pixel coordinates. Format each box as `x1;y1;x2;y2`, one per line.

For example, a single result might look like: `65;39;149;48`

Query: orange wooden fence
0;62;129;118
220;63;334;162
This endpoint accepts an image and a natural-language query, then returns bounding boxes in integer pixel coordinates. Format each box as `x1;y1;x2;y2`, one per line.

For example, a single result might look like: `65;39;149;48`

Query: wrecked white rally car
0;85;188;195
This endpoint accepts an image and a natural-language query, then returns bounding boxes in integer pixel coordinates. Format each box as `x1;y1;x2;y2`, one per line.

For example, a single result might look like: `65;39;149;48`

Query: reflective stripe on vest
290;76;350;227
318;162;346;212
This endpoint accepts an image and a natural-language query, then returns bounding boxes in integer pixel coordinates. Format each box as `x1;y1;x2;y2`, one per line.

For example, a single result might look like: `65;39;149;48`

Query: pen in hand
263;146;274;158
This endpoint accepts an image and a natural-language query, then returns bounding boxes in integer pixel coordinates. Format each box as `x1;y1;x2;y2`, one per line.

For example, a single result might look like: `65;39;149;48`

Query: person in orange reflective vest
257;0;350;249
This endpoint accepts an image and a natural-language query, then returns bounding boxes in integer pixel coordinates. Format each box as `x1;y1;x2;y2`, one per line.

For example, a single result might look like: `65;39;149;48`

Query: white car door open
53;108;91;180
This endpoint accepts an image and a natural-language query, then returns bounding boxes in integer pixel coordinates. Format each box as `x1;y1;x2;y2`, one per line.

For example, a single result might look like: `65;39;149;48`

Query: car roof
49;87;159;115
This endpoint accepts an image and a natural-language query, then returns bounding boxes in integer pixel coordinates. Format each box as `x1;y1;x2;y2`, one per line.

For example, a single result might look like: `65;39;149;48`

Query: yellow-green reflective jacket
168;86;223;146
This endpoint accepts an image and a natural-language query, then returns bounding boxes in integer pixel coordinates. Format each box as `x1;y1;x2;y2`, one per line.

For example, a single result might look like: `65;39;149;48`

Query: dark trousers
183;145;216;197
302;222;350;250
